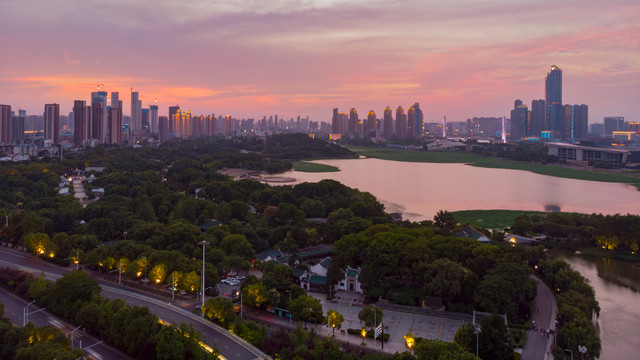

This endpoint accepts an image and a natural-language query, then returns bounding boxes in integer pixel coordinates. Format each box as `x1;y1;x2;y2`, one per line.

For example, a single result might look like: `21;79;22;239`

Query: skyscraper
108;107;122;145
110;92;121;109
159;116;169;141
348;108;358;137
149;103;159;133
331;108;340;134
412;102;424;137
383;106;393;139
366;110;377;136
44;103;60;144
573;104;588;140
73;100;88;146
530;99;545;137
131;90;142;131
407;106;415;138
168;105;180;132
91;91;108;142
0;104;11;145
545;65;562;133
395;106;406;139
510;99;529;139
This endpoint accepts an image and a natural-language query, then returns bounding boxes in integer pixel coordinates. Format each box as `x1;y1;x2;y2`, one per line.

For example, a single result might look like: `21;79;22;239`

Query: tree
358;305;383;334
454;322;477;354
288;294;323;324
203;298;236;327
327;310;344;335
413;339;477;360
478;313;513;360
181;271;200;293
433;210;457;235
242;283;268;308
25;232;57;257
46;271;101;318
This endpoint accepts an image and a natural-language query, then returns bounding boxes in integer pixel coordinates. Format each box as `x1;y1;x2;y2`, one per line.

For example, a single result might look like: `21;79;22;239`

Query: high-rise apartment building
110;92;121;109
412;103;424;137
545;65;562;133
366;110;377;136
91;91;107;142
168;105;180;132
12;110;25;142
0;104;11;145
108;107;122;145
131;91;142;131
44;103;60;144
395;106;406;139
159;116;169;141
383;106;393;138
149;104;159;133
407;106;415;138
73;100;86;146
348;108;358;137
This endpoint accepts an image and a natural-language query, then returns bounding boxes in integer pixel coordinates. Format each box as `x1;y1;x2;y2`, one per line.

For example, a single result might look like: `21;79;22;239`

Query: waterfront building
412;102;424;137
407;106;415;138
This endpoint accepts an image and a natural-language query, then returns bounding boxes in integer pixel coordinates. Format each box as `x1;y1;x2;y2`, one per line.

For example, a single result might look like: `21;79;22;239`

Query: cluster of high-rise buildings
0;88;316;158
510;65;588;142
331;103;424;140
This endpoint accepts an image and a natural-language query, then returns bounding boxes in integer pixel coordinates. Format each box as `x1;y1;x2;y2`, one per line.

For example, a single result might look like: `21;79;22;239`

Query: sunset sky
1;0;638;124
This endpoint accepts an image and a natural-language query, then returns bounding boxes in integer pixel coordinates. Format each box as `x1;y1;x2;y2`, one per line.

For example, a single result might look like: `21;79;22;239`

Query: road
0;247;269;360
521;275;557;360
0;287;133;360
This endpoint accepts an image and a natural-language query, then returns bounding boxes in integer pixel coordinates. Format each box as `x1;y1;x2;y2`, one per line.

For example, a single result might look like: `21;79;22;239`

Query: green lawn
345;146;640;190
452;210;549;229
294;161;340;173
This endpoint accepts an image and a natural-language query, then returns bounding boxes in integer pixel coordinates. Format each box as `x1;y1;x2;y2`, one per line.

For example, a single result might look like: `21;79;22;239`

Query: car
227;271;238;277
228;280;239;286
237;275;245;280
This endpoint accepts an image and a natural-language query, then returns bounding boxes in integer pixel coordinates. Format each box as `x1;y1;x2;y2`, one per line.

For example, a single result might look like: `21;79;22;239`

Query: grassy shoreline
344;145;640;190
293;161;340;173
452;209;549;229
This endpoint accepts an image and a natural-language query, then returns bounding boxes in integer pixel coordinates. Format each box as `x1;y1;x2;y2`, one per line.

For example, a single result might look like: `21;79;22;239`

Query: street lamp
199;241;209;313
565;349;573;360
70;326;82;348
578;345;587;360
23;300;35;326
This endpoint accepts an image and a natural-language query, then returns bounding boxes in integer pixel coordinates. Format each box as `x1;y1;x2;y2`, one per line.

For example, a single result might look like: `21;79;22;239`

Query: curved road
521;275;557;360
0;247;269;360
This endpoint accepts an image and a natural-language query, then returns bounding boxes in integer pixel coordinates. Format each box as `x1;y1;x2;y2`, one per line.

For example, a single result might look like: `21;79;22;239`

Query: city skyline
1;0;638;122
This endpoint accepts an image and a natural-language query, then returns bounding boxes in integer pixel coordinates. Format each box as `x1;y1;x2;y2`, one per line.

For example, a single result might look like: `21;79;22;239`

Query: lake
553;249;640;360
276;158;640;221
273;157;640;359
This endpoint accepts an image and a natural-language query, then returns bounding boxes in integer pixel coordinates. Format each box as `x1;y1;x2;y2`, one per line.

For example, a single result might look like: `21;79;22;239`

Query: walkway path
522;276;557;360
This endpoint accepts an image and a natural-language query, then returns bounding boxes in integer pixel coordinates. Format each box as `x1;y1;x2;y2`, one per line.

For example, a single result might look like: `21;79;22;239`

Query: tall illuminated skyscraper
149;103;159;133
530;99;545;137
366;110;377;135
168;105;180;132
545;65;562;133
348;108;358;137
44;103;60;144
510;99;529;139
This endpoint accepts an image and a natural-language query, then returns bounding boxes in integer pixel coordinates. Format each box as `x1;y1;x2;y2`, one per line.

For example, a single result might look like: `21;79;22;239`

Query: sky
1;0;638;124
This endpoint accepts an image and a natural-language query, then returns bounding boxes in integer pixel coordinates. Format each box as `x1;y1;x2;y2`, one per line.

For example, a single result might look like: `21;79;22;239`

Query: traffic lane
521;277;555;360
0;288;133;360
0;247;267;360
100;284;261;360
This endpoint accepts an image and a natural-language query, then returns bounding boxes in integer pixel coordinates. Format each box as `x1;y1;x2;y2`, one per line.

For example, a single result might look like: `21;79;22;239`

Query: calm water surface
279;158;640;221
553;250;640;360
